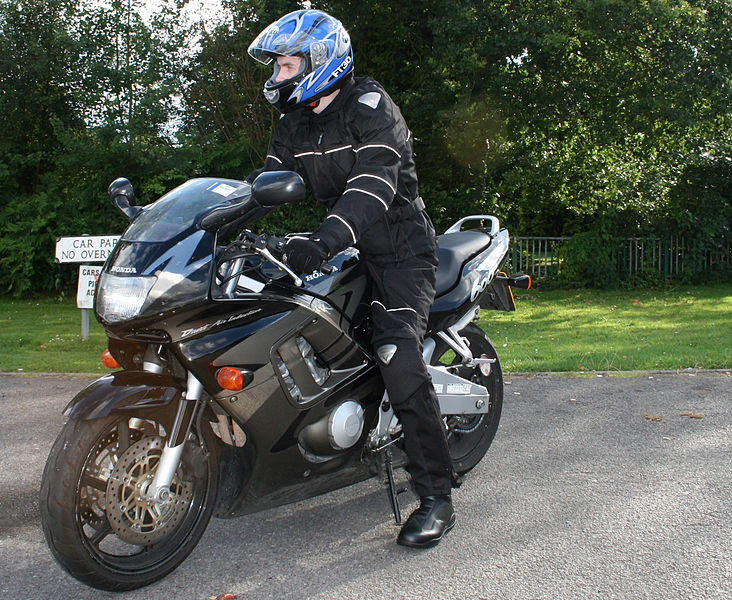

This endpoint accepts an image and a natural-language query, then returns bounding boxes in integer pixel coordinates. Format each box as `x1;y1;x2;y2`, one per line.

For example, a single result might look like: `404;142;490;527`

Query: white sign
77;265;103;309
55;236;120;263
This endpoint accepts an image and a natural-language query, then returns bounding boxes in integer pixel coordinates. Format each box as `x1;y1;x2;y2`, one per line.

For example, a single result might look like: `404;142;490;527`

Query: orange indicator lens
101;349;120;369
217;367;244;391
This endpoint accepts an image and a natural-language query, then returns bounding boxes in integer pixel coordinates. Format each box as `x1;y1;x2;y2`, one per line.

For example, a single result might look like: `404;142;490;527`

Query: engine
298;400;365;458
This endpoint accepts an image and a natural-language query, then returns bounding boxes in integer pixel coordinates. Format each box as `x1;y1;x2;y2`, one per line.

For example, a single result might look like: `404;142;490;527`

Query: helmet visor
248;15;318;65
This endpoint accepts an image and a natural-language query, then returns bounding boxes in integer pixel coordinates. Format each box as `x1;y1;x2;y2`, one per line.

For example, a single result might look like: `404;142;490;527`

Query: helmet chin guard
248;10;354;113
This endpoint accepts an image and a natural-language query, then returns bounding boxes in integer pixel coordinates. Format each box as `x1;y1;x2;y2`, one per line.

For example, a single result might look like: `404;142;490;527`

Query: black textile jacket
259;76;437;265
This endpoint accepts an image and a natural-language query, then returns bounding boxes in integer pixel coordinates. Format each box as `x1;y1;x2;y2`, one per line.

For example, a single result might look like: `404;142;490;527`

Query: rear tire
40;414;219;591
430;322;503;475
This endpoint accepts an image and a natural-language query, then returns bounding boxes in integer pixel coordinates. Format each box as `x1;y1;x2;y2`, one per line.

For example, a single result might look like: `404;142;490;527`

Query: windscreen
122;178;251;243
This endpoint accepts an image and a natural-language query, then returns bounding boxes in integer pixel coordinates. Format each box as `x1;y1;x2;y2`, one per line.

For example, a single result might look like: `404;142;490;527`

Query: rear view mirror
108;177;143;221
251;171;305;207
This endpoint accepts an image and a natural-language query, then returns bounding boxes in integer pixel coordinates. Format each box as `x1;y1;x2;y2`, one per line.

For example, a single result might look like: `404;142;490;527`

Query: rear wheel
430;322;503;475
40;414;218;591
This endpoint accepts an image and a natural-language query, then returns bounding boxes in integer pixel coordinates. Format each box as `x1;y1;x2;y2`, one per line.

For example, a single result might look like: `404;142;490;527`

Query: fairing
91;174;509;519
96;178;253;326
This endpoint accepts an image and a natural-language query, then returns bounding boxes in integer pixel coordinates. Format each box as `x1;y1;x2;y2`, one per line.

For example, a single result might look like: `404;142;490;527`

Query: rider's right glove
284;236;329;275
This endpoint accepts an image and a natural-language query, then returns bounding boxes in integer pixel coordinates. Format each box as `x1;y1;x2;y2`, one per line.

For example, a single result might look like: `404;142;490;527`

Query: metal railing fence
507;236;731;282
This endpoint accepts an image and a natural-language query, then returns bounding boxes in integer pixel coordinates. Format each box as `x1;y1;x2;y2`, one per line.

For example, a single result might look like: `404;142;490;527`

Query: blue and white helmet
248;10;353;113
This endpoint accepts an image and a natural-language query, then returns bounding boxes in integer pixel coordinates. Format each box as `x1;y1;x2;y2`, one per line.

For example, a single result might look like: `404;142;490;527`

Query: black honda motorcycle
40;171;529;590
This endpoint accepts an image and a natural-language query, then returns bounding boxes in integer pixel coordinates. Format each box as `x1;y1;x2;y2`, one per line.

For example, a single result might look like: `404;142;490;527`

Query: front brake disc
105;436;193;545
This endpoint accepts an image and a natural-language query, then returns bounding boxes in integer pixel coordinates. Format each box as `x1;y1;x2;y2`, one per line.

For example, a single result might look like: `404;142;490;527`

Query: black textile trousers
366;254;454;498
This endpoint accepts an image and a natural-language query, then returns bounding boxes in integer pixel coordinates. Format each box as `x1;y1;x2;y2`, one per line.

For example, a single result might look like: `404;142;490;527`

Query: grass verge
0;298;108;373
482;282;731;372
0;283;730;374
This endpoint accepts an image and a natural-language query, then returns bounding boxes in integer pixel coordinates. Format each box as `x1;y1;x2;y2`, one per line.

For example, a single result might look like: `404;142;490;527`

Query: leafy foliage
0;0;186;294
0;0;729;295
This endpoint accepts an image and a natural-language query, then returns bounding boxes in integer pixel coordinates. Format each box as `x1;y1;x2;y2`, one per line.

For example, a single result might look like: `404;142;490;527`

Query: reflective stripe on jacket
262;77;437;264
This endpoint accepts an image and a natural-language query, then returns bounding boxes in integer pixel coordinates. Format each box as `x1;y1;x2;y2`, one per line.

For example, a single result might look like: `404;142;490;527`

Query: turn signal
101;349;120;369
508;274;532;289
217;367;244;391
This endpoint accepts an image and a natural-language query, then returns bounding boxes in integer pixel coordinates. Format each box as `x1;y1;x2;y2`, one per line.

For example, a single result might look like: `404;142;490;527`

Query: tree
0;0;186;295
0;0;89;294
483;0;731;237
1;0;728;295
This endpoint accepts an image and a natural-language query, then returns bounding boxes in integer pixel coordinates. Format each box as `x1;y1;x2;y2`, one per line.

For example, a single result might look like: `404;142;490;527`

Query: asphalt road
1;371;730;600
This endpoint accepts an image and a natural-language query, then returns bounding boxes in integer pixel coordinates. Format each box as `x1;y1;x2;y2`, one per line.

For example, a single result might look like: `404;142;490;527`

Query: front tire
40;414;219;591
431;322;503;475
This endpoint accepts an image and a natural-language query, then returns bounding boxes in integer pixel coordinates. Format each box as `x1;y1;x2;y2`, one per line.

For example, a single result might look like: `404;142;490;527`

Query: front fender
64;371;185;424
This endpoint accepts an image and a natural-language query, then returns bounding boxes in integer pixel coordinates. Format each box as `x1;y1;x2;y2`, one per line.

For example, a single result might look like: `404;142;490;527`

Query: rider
248;9;457;548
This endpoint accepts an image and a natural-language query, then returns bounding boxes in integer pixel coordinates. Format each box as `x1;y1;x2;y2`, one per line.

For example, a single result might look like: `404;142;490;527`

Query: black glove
284;236;329;274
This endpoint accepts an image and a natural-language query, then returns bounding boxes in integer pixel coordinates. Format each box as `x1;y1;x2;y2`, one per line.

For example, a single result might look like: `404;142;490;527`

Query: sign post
55;236;120;340
76;265;103;340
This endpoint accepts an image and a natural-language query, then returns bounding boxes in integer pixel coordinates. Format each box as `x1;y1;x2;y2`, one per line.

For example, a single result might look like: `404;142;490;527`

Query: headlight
95;273;156;323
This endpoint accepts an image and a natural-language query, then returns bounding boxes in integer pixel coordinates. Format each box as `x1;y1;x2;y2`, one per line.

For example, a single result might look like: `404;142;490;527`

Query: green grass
482;283;732;372
1;283;730;374
0;298;108;373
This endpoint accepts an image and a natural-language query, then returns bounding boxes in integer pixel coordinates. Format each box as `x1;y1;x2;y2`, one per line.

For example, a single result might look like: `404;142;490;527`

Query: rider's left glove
284;236;329;275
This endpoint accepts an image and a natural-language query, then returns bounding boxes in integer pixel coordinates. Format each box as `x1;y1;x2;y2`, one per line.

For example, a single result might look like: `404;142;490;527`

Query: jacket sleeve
313;92;407;255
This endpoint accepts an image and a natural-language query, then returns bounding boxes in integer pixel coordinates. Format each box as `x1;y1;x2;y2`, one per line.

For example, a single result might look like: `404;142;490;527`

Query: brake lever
255;233;333;285
266;235;287;254
256;245;304;287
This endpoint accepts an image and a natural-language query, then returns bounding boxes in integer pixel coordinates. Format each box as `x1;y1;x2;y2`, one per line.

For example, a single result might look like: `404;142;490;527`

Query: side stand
383;448;408;525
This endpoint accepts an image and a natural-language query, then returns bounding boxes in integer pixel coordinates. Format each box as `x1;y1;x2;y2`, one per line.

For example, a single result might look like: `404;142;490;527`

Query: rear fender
480;273;516;312
64;371;185;431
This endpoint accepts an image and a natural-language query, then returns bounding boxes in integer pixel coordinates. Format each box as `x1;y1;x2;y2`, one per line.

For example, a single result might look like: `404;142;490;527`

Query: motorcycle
40;171;530;590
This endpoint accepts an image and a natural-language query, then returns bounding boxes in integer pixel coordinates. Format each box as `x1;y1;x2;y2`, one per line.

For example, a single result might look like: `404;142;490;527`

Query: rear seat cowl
435;231;492;296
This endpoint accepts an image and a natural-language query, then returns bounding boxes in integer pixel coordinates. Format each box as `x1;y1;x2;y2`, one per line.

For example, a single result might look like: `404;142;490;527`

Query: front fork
146;372;203;503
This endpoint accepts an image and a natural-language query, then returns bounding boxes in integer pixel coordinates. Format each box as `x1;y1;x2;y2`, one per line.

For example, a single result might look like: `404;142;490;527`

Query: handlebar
228;231;333;287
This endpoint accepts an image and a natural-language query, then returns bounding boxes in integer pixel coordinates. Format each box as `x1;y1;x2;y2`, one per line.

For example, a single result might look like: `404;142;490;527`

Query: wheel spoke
88;521;112;546
82;473;109;492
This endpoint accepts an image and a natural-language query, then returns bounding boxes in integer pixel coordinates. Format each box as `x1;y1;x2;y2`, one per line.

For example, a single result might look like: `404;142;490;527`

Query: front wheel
40;413;219;591
431;322;503;475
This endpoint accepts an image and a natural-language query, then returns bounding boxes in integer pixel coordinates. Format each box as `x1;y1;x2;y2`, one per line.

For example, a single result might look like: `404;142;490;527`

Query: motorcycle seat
435;231;492;296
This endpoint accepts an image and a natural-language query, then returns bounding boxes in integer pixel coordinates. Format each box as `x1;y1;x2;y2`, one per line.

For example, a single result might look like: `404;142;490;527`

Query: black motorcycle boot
397;495;455;549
